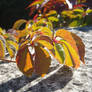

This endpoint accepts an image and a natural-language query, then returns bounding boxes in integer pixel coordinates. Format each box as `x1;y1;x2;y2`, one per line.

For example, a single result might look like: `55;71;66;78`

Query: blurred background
0;0;92;29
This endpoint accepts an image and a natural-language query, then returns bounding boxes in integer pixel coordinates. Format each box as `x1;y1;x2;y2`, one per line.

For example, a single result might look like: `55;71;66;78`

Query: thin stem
0;58;16;63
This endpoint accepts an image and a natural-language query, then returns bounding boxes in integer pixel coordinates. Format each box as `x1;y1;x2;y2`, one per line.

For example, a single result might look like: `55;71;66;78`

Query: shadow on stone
0;65;73;92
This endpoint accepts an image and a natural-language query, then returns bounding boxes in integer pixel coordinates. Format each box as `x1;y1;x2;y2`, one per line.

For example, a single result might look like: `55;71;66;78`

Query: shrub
0;0;86;77
0;18;85;77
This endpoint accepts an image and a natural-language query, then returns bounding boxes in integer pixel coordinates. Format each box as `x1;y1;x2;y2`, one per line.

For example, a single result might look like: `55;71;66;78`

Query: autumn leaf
27;0;44;8
0;40;5;58
73;8;84;13
48;16;59;22
33;35;54;50
6;40;19;51
54;43;65;64
13;19;27;30
71;33;85;64
34;45;51;76
16;45;34;77
86;9;92;14
45;10;57;17
56;29;78;53
6;42;15;58
69;20;79;27
39;27;53;38
59;40;80;68
0;27;6;35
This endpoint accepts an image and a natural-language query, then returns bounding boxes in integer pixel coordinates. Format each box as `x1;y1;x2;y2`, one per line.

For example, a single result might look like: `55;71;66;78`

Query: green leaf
69;20;79;27
16;45;34;77
48;16;59;22
54;43;65;64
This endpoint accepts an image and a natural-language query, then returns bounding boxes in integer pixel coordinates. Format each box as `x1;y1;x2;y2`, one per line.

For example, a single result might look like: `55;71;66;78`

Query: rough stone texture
0;26;92;92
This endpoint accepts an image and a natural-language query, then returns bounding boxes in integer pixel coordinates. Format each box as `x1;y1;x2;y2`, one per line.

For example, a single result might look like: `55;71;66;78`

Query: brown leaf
71;33;85;64
34;45;51;76
16;45;34;77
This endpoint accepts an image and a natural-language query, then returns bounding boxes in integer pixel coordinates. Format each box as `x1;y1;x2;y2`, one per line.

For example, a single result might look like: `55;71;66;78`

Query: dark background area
0;0;33;29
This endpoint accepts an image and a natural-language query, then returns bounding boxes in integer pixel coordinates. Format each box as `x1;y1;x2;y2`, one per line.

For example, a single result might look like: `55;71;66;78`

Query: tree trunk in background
0;0;33;29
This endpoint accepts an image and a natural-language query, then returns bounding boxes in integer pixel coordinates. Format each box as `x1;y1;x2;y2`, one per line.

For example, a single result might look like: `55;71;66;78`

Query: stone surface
0;26;92;92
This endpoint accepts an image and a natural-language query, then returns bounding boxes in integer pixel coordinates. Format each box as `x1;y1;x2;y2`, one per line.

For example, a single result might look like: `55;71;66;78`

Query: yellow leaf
0;40;5;58
69;20;78;27
6;40;19;51
13;19;27;30
27;0;44;8
6;42;15;58
20;40;29;48
33;35;54;50
39;27;53;37
45;10;57;17
59;40;80;68
0;27;5;35
73;9;84;13
34;45;51;76
16;45;34;77
48;16;59;22
86;9;92;14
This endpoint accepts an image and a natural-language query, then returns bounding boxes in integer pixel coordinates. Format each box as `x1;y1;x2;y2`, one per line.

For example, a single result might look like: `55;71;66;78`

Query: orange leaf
16;45;34;77
56;29;78;53
34;45;51;76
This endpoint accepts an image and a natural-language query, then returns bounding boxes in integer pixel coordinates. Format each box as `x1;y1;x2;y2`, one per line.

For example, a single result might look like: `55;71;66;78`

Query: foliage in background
27;0;92;27
61;8;92;27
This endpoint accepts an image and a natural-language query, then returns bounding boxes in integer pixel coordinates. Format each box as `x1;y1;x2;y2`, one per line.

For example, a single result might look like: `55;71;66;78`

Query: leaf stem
0;58;16;63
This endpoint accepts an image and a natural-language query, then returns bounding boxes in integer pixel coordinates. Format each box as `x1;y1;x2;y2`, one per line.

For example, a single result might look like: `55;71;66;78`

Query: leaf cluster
3;18;85;77
61;8;92;27
0;27;18;59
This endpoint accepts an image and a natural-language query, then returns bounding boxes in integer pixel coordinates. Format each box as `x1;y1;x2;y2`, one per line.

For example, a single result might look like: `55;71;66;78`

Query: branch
0;58;16;63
